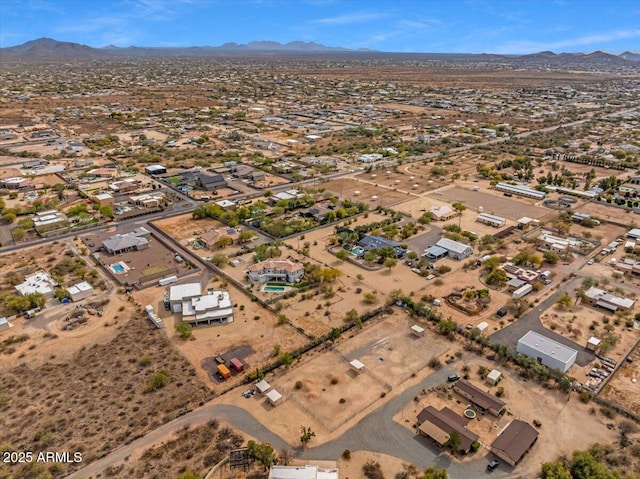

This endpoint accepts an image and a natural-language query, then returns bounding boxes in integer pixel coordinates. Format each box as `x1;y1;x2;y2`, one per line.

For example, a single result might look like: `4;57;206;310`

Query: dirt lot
337;311;451;387
430;186;549;220
353;167;448;196
394;356;619;477
600;339;640;416
153;213;270;259
280;350;388;431
0;309;211;478
322;177;414;207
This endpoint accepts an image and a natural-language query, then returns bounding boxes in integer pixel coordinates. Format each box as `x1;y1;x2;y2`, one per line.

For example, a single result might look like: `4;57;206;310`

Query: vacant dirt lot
600;339;640;416
431;186;548;220
322;177;414;207
0;312;211;478
337;311;451;387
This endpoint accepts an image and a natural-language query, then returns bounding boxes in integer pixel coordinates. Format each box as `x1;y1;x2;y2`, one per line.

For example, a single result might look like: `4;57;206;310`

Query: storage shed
0;317;11;332
477;321;489;333
266;389;283;406
349;359;365;372
410;324;425;337
256;379;271;395
230;358;244;373
486;369;502;386
586;336;601;352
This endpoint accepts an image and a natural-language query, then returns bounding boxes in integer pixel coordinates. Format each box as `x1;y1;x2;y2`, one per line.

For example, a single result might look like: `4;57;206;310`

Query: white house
247;260;304;283
15;270;58;299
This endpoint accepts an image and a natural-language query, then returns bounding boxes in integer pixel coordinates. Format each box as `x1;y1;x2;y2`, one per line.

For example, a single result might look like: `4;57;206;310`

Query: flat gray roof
517;331;577;362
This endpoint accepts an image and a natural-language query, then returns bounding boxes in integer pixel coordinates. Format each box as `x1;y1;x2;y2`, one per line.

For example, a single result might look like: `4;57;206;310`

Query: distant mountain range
1;38;639;65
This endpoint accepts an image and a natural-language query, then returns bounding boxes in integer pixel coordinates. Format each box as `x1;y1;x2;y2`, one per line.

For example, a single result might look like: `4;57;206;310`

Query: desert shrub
427;356;442;369
339;398;346;404
363;460;385;479
330;377;339;385
579;391;592;403
294;381;303;390
145;370;169;392
139;354;153;367
341;449;351;460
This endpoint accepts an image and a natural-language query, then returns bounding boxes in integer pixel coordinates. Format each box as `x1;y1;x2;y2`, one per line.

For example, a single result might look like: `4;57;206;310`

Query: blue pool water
263;285;286;292
111;264;125;273
351;246;364;256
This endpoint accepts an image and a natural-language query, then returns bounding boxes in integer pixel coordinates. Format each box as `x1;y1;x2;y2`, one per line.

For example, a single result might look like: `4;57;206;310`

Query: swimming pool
351;246;364;256
262;285;288;293
110;262;129;274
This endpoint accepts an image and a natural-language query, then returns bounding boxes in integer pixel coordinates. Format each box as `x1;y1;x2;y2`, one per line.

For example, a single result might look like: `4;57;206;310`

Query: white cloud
312;11;387;25
496;29;640;54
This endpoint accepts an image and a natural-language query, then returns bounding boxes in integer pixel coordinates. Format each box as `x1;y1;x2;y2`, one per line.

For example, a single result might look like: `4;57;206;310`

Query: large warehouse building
516;331;577;372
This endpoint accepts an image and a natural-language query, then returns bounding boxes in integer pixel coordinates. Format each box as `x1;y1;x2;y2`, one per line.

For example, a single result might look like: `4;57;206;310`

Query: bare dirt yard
600;340;640;416
0;311;211;479
430;186;549;220
336;311;451;388
322;177;414;207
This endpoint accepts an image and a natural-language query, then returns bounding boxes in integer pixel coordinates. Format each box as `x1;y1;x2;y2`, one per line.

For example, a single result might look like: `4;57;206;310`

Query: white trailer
512;284;533;299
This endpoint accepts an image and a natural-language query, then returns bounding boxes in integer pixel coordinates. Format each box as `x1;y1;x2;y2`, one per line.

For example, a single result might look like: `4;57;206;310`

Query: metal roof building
433;238;473;260
491;420;539;466
516;330;577;372
495;182;545;200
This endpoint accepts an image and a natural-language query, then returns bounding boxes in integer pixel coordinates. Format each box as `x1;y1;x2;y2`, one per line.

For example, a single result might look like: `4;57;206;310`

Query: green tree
176;322;193;339
99;205;114;218
300;426;316;447
423;467;448;479
279;351;293;368
543;251;560;265
247;440;276;470
384;257;397;270
239;230;256;243
556;293;572;310
444;431;461;454
540;461;572;479
345;308;359;322
336;249;349;261
210;254;229;267
485;268;508;285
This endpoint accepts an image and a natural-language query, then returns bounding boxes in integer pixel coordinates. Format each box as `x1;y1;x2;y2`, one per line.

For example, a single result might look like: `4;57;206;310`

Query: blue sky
1;0;639;54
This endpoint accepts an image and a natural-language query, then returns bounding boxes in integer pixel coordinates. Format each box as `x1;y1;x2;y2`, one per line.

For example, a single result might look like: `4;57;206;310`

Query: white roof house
627;228;640;240
169;283;202;313
269;466;339;479
15;270;58;298
181;291;234;325
584;287;635;311
434;238;473;260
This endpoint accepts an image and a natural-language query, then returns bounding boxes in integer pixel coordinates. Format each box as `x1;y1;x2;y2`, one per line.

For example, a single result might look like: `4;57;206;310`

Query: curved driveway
67;362;520;479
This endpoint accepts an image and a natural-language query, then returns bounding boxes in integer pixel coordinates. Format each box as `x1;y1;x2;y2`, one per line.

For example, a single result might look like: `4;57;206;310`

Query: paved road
66;362;521;479
489;276;595;366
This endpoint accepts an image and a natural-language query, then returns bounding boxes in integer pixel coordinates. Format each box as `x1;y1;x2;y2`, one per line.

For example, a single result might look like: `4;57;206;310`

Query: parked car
487;460;499;472
587;259;595;265
496;307;508;317
447;374;460;382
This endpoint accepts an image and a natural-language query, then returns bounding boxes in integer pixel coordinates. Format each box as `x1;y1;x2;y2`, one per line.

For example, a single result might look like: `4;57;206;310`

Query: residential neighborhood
1;11;640;479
